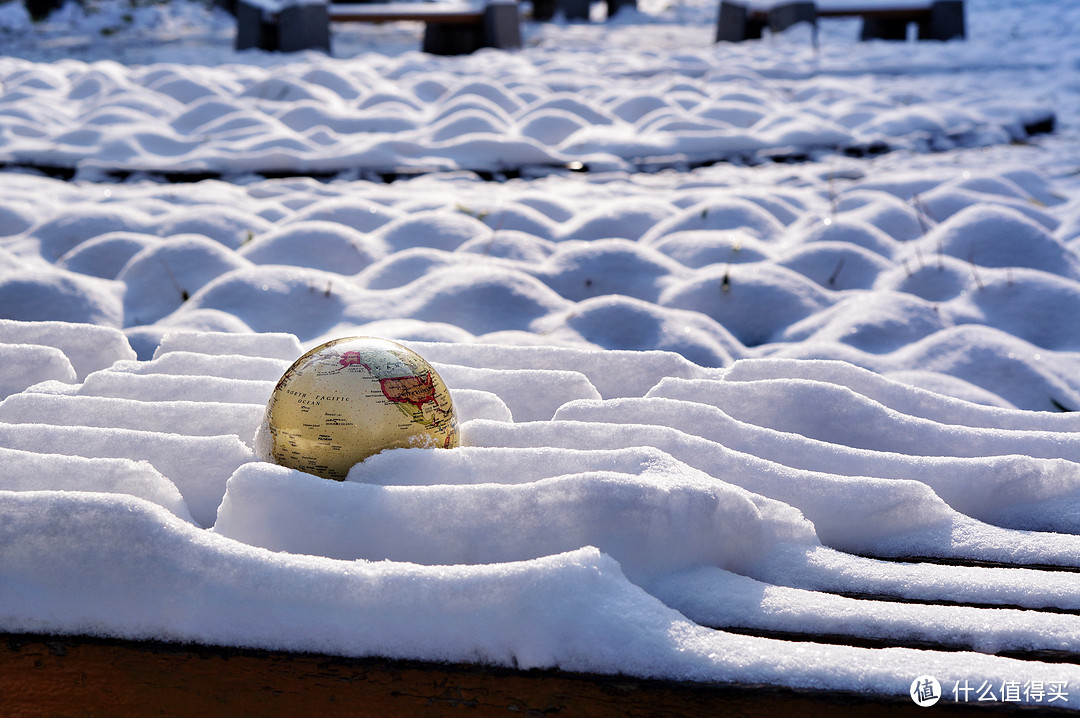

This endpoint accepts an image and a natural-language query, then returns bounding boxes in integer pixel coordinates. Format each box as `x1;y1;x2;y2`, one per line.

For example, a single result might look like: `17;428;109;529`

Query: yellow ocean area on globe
263;336;459;480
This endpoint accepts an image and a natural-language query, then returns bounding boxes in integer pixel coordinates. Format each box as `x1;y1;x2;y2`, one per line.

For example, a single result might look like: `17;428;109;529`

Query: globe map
264;337;459;480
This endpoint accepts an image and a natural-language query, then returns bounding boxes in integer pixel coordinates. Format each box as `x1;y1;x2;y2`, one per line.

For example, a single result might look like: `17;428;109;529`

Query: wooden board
2;632;1065;717
329;3;483;23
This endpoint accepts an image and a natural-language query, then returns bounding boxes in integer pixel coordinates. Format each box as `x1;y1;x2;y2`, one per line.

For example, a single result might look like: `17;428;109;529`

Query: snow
216;457;804;582
0;445;193;521
0;393;266;443
9;493;1067;695
3;0;1080;706
0;343;76;398
0;319;135;379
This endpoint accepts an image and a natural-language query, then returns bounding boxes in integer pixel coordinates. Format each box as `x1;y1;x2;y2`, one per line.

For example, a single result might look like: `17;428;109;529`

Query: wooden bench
716;0;965;43
2;632;1029;717
231;0;521;55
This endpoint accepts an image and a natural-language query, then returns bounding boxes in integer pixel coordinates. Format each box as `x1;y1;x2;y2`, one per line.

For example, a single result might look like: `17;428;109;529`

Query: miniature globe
262;336;459;480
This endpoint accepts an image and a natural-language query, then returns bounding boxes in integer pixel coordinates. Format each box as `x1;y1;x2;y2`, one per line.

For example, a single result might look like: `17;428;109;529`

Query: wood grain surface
2;632;1066;717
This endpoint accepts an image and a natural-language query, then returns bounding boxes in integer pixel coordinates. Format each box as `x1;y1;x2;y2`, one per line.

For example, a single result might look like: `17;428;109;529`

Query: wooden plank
745;4;931;21
1;632;1041;717
817;0;932;11
723;626;1080;665
330;3;482;22
817;6;931;18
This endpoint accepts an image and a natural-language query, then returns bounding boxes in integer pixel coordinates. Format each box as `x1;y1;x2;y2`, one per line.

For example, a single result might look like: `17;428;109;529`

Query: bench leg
235;0;278;50
277;3;331;52
920;0;965;40
716;1;759;42
484;0;523;48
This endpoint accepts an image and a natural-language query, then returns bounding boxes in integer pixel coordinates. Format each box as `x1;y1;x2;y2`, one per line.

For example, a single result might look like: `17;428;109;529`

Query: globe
262;336;459;480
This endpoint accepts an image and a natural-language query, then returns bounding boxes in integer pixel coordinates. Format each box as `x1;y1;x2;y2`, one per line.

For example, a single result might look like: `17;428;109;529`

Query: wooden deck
3;632;1073;717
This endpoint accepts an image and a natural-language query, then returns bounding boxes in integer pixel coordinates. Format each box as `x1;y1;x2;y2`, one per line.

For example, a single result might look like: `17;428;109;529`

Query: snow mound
5;323;1080;703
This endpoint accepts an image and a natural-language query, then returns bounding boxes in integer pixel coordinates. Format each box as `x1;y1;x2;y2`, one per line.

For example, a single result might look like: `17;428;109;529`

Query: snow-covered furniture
230;0;521;55
716;0;965;42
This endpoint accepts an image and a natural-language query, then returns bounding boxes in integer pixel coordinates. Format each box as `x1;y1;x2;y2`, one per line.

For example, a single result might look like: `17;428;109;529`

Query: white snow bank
4;0;1080;702
5;159;1080;411
0;29;1059;177
2;490;1073;702
758;543;1080;612
432;363;600;422
462;417;959;553
0;393;265;447
215;458;811;583
645;376;1080;459
0;343;76;399
154;330;305;360
652;566;1080;657
78;370;275;405
0;422;252;527
6;317;1080;702
0;318;136;379
551;397;1080;534
450;388;514;422
0;445;192;522
405;340;719;399
108;351;291;381
721;358;1080;431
